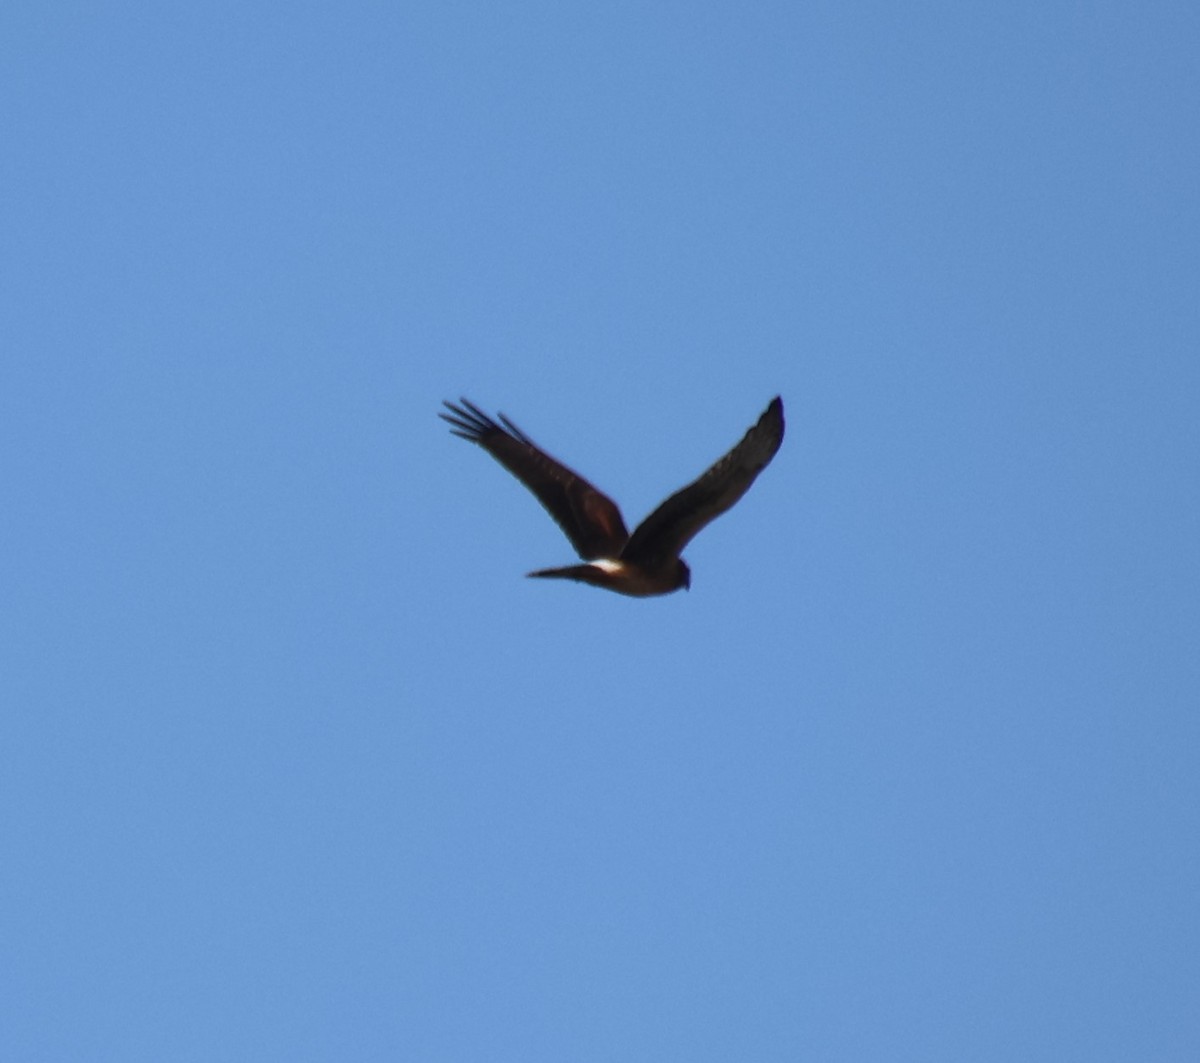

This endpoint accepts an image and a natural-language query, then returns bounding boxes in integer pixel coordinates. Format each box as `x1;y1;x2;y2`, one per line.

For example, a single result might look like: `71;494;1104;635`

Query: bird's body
439;396;784;597
526;556;691;597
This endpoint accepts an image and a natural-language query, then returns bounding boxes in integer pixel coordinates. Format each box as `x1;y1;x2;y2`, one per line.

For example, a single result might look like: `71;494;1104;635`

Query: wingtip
440;398;501;442
764;395;784;437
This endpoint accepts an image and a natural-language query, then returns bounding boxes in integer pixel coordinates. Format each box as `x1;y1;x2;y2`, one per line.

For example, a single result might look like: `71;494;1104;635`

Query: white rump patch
590;559;626;574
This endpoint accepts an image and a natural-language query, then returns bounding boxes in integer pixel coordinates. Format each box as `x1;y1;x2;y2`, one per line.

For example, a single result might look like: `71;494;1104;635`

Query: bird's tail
525;564;593;582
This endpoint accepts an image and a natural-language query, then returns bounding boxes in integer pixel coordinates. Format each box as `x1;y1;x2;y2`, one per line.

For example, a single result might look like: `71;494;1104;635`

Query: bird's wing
440;399;629;559
621;396;784;566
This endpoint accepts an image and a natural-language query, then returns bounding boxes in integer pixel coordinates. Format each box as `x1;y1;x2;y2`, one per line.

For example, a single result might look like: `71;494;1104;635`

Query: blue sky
3;1;1198;1059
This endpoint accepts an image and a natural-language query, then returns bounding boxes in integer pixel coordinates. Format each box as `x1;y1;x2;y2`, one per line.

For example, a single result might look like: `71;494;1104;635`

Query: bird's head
677;559;691;592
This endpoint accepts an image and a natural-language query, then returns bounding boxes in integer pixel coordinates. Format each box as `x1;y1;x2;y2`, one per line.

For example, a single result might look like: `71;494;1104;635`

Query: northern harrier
439;396;785;596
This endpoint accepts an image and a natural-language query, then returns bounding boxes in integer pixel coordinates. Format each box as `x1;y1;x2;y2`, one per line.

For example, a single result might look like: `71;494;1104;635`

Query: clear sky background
3;2;1198;1060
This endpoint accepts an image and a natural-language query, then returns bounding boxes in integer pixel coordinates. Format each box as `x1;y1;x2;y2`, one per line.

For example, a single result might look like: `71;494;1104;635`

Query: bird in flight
439;395;784;596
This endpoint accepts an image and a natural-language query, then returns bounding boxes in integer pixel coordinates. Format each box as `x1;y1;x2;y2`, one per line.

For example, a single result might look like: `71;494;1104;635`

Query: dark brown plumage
439;396;785;596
